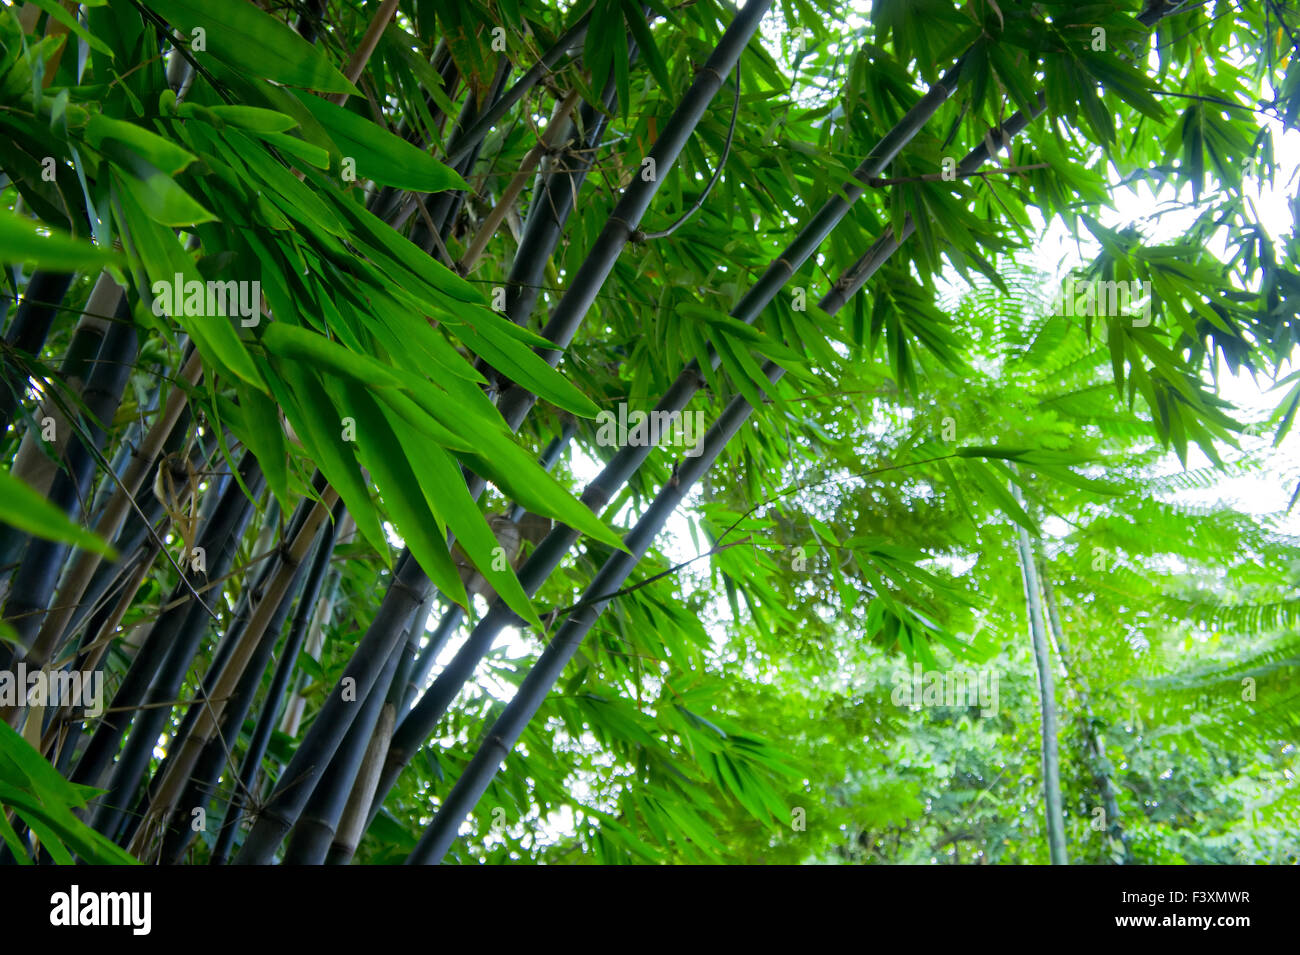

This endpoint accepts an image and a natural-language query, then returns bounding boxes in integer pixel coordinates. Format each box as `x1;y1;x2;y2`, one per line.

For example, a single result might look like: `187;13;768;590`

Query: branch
634;53;743;242
330;0;401;106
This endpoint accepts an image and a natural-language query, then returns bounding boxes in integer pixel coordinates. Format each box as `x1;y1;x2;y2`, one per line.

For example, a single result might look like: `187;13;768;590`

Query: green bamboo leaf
294;93;468;192
331;381;469;609
453;439;628;553
381;406;543;628
1084;54;1167;122
112;184;263;388
621;0;672;90
249;130;330;169
0;470;115;558
219;129;345;237
16;812;73;865
233;380;291;507
962;459;1037;531
0;805;30;864
107;151;214;227
270;363;388;560
0;209;119;270
143;0;357;93
87;114;197;175
23;0;114;57
335;199;483;303
444;311;601;418
204;105;298;133
262;323;403;391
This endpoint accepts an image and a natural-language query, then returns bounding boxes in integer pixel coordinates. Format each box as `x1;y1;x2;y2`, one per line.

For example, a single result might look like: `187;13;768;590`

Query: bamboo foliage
0;0;1296;865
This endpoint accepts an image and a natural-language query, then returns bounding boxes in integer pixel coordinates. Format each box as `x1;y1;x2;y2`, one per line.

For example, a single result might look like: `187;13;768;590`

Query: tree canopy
0;0;1296;867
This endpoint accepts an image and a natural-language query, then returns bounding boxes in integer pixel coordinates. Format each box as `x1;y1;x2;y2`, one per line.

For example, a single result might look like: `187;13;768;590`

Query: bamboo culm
2;294;136;661
232;16;681;862
85;452;266;840
70;453;263;793
151;511;330;863
0;270;74;439
281;634;406;864
368;37;971;828
1036;544;1131;863
1013;490;1069;866
204;501;345;864
127;481;337;852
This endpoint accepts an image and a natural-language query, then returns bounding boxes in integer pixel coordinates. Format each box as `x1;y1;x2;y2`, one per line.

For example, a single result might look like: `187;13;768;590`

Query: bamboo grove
0;0;1297;865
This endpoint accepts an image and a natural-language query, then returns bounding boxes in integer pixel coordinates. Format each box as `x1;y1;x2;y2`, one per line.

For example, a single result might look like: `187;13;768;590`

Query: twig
635;53;743;242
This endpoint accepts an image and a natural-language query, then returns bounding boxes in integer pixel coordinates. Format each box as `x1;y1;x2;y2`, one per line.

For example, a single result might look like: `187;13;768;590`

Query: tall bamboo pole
0;270;74;438
1;288;135;660
69;454;264;791
202;501;345;864
1035;542;1132;863
129;484;338;855
233;0;774;865
26;349;204;668
84;453;267;839
1012;476;1069;865
148;512;332;862
370;50;974;826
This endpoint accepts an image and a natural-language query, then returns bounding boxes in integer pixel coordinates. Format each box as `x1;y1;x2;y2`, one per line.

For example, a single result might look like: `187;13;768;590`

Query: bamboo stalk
442;6;595;167
0;273;125;606
57;415;196;647
329;0;400;106
279;512;354;739
203;501;344;864
84;454;267;840
41;536;160;765
281;634;405;864
69;454;264;792
150;511;332;863
27;349;204;669
370;43;973;827
1011;476;1069;866
400;426;577;716
130;484;337;855
0;270;74;439
413;60;512;253
326;696;394;864
459;88;583;273
2;297;137;661
131;488;290;799
1035;542;1132;863
405;356;787;863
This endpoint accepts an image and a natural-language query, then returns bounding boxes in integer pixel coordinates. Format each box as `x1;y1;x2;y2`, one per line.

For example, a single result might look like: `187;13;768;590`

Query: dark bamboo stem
369;40;970;830
0;270;75;439
233;0;771;866
70;453;263;793
207;501;345;864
